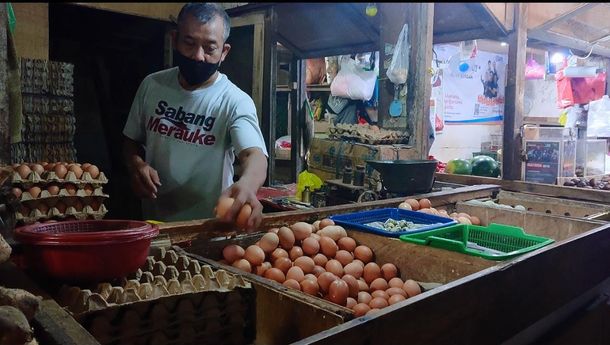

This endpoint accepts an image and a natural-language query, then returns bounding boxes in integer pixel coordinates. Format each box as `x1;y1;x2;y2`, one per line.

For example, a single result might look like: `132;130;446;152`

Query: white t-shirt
123;67;268;222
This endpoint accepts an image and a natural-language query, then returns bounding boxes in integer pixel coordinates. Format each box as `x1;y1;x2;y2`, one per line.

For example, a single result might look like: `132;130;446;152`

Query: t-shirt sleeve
123;78;148;143
229;96;269;157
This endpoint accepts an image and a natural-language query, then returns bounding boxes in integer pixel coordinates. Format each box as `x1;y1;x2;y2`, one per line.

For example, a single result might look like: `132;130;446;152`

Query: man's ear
220;43;231;63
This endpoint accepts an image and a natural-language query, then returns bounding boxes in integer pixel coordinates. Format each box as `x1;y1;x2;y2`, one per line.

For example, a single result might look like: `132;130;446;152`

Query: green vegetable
446;159;472;175
471;155;500;177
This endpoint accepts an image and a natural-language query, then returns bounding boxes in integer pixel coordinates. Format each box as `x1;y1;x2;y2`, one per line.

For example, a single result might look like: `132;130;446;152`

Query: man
123;3;268;230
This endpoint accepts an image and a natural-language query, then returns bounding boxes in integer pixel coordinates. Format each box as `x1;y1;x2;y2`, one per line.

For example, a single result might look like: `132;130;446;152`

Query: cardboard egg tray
56;249;255;345
10;170;109;188
15;186;108;202
15;203;109;224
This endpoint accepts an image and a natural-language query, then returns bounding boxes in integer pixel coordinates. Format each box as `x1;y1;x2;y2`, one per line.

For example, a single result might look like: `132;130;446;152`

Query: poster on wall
523;141;560;184
434;44;507;124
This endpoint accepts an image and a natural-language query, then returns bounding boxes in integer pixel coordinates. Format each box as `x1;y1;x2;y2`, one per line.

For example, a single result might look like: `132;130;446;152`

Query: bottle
302;186;311;204
353;165;365;186
342;166;353;184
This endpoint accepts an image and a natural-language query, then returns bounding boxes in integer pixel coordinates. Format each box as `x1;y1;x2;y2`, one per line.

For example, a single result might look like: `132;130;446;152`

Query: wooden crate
492;190;610;219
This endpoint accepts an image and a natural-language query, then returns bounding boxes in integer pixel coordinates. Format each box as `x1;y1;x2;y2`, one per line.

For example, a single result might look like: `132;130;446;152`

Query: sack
525;58;545;80
306;58;327;85
330;53;379;101
556;69;606;108
587;95;610;138
386;24;410;85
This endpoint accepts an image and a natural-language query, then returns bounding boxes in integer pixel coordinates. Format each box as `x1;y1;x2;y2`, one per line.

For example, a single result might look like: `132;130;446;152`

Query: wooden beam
290;58;306;182
532;3;596;32
465;3;507;38
300;43;379;60
275;32;305;59
340;3;379;44
261;6;278;186
502;3;527;180
527;29;610;59
433;28;491;44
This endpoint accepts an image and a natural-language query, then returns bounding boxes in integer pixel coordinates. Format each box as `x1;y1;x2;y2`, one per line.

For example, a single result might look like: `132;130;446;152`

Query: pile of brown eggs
221;220;422;316
9;162;108;224
399;198;481;225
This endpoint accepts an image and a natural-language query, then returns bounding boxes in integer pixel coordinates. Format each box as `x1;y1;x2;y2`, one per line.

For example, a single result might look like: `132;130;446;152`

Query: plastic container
399;223;554;260
329;208;457;238
14;220;159;282
365;160;437;195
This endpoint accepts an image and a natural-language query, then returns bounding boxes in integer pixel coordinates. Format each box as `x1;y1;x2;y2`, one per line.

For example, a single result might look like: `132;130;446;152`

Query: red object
556;69;606;108
14;220;159;282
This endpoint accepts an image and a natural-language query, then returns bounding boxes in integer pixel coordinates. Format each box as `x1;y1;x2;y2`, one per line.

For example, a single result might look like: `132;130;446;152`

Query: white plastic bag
386;24;410;85
330;53;379;101
587;95;610;137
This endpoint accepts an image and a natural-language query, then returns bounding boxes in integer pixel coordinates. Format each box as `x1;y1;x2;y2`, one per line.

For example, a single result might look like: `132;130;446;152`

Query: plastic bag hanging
386;24;410;85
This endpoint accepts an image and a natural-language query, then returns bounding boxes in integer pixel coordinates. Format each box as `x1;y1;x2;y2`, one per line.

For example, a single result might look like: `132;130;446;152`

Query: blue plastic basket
329;208;457;237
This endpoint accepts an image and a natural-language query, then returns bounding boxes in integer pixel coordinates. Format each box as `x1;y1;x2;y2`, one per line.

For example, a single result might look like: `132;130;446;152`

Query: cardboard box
308;138;417;181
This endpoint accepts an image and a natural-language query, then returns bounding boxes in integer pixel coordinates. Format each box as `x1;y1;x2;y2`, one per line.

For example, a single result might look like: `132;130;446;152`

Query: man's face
173;14;230;64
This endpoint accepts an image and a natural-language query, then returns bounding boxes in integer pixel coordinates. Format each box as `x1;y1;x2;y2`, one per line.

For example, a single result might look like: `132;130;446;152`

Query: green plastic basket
399;223;554;260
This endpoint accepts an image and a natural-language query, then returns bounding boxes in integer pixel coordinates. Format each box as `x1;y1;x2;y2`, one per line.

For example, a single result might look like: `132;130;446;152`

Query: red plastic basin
14;220;159;282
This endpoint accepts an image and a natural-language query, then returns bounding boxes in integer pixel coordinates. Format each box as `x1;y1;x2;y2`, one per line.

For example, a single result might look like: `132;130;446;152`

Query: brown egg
283;279;301;290
264;268;286;283
89;198;100;211
353;303;371;317
312;265;326;277
215;197;234;218
244;245;265;266
370;278;388;292
354;246;374;263
405;198;420;211
81;163;92;170
389;294;406;305
65;184;77;196
73;199;84;211
267;227;279;234
68;165;83;179
289;246;304;261
286;266;305;282
386;287;408;297
319;237;338;257
337;237;357;252
44;163;55;171
381;263;398;281
300;279;319;296
55;201;67;214
334;250;353;266
11;187;22;199
277;226;295;250
358;291;373;305
458;213;472;220
470;216;481;225
344;262;364;279
86;165;100;179
259;233;279;253
357;279;369;292
325;259;344;277
363;263;382;284
366;308;381;315
303;274;317;282
271;248;289;262
310;233;321;241
37;203;49;214
83;184;95;196
317;272;338;294
346;297;357;309
29;164;44;176
369;297;389;309
457;216;472;225
388;277;404;289
342;274;359;298
222;245;245;264
353;259;365;267
47;185;60;196
254;262;271;276
273;257;293;274
16;164;32;179
232;259;251;272
328;279;349;306
236;204;252;229
293;256;315;274
28;186;42;199
403;279;422;297
418;198;432;209
319;218;335;230
290;222;313;241
371;290;390;300
20;205;31;217
312;253;328;267
302;237;320;256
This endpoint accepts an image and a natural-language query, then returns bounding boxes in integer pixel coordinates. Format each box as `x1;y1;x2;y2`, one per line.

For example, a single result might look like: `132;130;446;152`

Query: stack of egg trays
11;167;109;224
60;249;256;345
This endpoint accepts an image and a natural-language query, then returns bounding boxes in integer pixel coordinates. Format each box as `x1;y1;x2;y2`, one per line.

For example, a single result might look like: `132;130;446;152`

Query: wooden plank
433;27;491;44
434;173;610;204
158;185;501;244
262;7;277;186
530;3;595;32
503;3;527;180
73;3;184;21
296;222;610;344
465;3;507;39
496;190;610;218
12;3;49;59
0;262;100;345
527;28;610;59
290;58;306;182
526;3;583;30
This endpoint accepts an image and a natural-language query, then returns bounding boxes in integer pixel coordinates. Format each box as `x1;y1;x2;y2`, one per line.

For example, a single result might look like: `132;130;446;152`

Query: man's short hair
177;3;231;41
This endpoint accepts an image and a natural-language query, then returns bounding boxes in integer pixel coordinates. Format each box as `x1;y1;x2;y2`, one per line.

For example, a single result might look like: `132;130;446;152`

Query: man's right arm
123;137;161;199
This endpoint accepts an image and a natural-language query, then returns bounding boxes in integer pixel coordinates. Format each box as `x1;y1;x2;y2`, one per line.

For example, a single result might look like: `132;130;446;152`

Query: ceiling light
500;42;508;47
550;52;565;64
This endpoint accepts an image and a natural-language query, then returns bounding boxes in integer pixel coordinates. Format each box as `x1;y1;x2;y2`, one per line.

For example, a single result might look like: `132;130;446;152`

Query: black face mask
173;50;220;86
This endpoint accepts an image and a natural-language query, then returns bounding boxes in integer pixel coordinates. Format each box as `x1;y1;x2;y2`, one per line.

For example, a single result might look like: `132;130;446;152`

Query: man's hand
219;179;263;232
129;160;162;199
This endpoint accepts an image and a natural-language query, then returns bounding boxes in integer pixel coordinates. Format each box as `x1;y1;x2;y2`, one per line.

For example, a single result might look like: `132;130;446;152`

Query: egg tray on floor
14;186;108;202
10;170;109;188
57;248;255;345
15;203;109;225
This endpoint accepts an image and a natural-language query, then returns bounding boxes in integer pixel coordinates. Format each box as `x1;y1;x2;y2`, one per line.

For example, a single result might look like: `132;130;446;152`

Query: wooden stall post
502;3;528;180
378;3;434;159
262;6;278;186
290;57;306;182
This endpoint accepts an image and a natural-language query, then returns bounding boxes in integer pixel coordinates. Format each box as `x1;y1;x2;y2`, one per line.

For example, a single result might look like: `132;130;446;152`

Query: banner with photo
434;44;507;124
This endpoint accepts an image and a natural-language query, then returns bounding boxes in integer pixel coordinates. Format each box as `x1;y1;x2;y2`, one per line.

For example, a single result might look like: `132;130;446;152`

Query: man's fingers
247;201;263;231
139;169;158;194
150;168;162;186
224;194;246;222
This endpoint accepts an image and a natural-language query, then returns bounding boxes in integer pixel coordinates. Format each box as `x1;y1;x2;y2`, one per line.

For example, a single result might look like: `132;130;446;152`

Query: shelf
276;84;331;92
